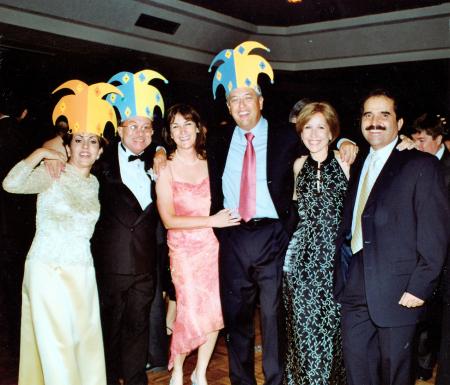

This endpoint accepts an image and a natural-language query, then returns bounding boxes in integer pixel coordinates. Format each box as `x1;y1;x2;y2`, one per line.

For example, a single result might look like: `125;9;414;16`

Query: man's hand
44;159;65;179
338;140;359;165
396;134;417;151
153;148;167;176
399;292;424;308
42;136;67;178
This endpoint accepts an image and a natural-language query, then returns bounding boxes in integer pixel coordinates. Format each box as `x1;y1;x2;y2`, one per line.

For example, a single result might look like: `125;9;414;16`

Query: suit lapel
364;146;403;211
344;152;366;232
266;125;274;184
221;126;235;172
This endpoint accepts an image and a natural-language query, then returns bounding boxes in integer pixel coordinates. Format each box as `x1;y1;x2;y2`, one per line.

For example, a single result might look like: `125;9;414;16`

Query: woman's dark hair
164;103;207;160
62;132;108;149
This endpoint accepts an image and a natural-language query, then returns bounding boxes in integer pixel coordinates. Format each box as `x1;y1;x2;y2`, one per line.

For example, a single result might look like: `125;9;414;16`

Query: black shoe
145;363;167;373
417;367;433;381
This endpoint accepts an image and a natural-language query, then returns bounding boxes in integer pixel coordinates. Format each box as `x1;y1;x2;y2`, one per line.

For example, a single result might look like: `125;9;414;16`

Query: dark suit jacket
440;147;450;188
206;121;300;234
0;117;36;258
335;144;450;327
91;141;158;275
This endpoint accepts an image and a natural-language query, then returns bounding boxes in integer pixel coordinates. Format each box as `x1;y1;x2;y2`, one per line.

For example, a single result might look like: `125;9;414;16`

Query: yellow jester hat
208;41;274;99
52;80;123;136
106;69;168;121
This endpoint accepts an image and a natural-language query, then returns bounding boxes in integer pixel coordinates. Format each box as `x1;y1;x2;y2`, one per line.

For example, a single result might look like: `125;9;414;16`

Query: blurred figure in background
0;88;36;358
411;113;450;383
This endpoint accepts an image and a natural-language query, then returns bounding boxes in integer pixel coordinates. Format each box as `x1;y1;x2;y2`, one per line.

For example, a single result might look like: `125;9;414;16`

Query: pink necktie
239;132;256;222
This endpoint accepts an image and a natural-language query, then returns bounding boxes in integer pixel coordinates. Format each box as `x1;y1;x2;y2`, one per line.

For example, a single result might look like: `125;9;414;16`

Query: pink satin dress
167;177;223;369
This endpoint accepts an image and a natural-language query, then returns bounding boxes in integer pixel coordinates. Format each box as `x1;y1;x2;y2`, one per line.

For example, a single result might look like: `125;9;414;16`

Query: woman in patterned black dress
283;102;349;385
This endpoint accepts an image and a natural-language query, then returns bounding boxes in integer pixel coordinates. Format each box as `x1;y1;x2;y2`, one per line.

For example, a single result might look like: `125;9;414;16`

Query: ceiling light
287;0;303;3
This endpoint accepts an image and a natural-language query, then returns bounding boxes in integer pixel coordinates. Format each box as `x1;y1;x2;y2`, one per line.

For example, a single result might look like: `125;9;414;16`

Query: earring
196;129;200;133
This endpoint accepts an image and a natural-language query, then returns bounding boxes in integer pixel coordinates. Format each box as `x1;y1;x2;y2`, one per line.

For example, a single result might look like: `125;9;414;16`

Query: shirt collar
369;135;398;162
119;142;144;157
237;117;267;140
435;144;445;160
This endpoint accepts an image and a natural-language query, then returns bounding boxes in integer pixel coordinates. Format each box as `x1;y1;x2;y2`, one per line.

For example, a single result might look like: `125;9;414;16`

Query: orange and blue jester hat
52;80;123;136
106;69;168;121
208;41;274;99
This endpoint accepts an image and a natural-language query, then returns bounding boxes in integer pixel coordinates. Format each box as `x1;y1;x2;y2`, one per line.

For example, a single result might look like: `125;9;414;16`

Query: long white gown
2;161;106;385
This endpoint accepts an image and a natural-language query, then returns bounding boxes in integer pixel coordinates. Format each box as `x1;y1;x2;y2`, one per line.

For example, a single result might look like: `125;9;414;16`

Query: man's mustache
365;125;386;131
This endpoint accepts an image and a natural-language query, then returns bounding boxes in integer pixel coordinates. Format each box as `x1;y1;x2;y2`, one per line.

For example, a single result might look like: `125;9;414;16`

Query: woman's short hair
295;102;340;143
164;103;207;160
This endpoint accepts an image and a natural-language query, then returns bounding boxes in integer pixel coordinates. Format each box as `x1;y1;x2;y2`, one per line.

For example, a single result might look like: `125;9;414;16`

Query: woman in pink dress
156;104;240;385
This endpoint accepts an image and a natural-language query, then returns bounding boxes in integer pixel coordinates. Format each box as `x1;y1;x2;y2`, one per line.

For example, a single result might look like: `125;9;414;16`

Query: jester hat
208;41;274;99
52;80;122;136
106;69;168;121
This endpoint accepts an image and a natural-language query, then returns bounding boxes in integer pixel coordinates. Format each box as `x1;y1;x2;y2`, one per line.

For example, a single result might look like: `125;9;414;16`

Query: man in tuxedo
92;69;167;385
335;89;449;385
92;116;159;385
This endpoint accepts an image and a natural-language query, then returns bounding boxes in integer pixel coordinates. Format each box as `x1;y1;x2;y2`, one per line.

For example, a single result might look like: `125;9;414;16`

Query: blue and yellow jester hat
52;80;122;136
208;41;274;99
106;69;168;121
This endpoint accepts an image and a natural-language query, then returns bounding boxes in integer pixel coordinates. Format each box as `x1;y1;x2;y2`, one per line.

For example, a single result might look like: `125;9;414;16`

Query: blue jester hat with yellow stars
106;69;168;121
208;41;274;99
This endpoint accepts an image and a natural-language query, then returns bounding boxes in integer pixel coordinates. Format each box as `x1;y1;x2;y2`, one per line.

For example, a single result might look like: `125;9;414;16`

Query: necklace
175;150;199;165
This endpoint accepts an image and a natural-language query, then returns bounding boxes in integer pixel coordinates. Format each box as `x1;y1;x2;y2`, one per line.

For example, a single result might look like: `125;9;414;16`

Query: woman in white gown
2;80;121;385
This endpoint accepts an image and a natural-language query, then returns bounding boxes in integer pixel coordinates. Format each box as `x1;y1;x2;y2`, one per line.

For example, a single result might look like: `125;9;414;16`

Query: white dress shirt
351;136;398;235
435;144;445;160
118;143;152;210
222;117;278;219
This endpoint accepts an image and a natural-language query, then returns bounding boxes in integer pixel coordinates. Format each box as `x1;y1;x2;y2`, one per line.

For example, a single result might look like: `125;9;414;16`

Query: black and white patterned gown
283;152;347;385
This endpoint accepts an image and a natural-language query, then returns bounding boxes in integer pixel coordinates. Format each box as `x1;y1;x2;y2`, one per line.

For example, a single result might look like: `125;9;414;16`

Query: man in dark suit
92;69;167;385
411;113;450;186
0;94;36;356
334;89;449;385
410;112;450;381
207;83;299;385
207;40;360;385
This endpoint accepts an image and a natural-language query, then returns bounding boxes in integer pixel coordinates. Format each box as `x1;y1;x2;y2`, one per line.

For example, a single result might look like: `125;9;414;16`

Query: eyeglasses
228;94;258;106
121;123;153;133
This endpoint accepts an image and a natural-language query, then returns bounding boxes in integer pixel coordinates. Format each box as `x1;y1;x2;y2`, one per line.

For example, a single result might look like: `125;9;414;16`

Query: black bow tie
128;154;145;162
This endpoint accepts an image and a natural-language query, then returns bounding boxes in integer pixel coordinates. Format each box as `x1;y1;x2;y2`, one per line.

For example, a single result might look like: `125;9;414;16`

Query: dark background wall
0;45;448;145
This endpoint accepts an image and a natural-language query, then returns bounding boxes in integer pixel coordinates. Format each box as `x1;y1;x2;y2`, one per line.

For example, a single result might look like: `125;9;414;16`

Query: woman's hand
153;148;167;176
210;209;241;228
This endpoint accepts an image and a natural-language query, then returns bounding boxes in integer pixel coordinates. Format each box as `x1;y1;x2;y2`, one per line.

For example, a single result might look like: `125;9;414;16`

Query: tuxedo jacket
206;121;300;234
91;142;158;275
335;144;450;327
